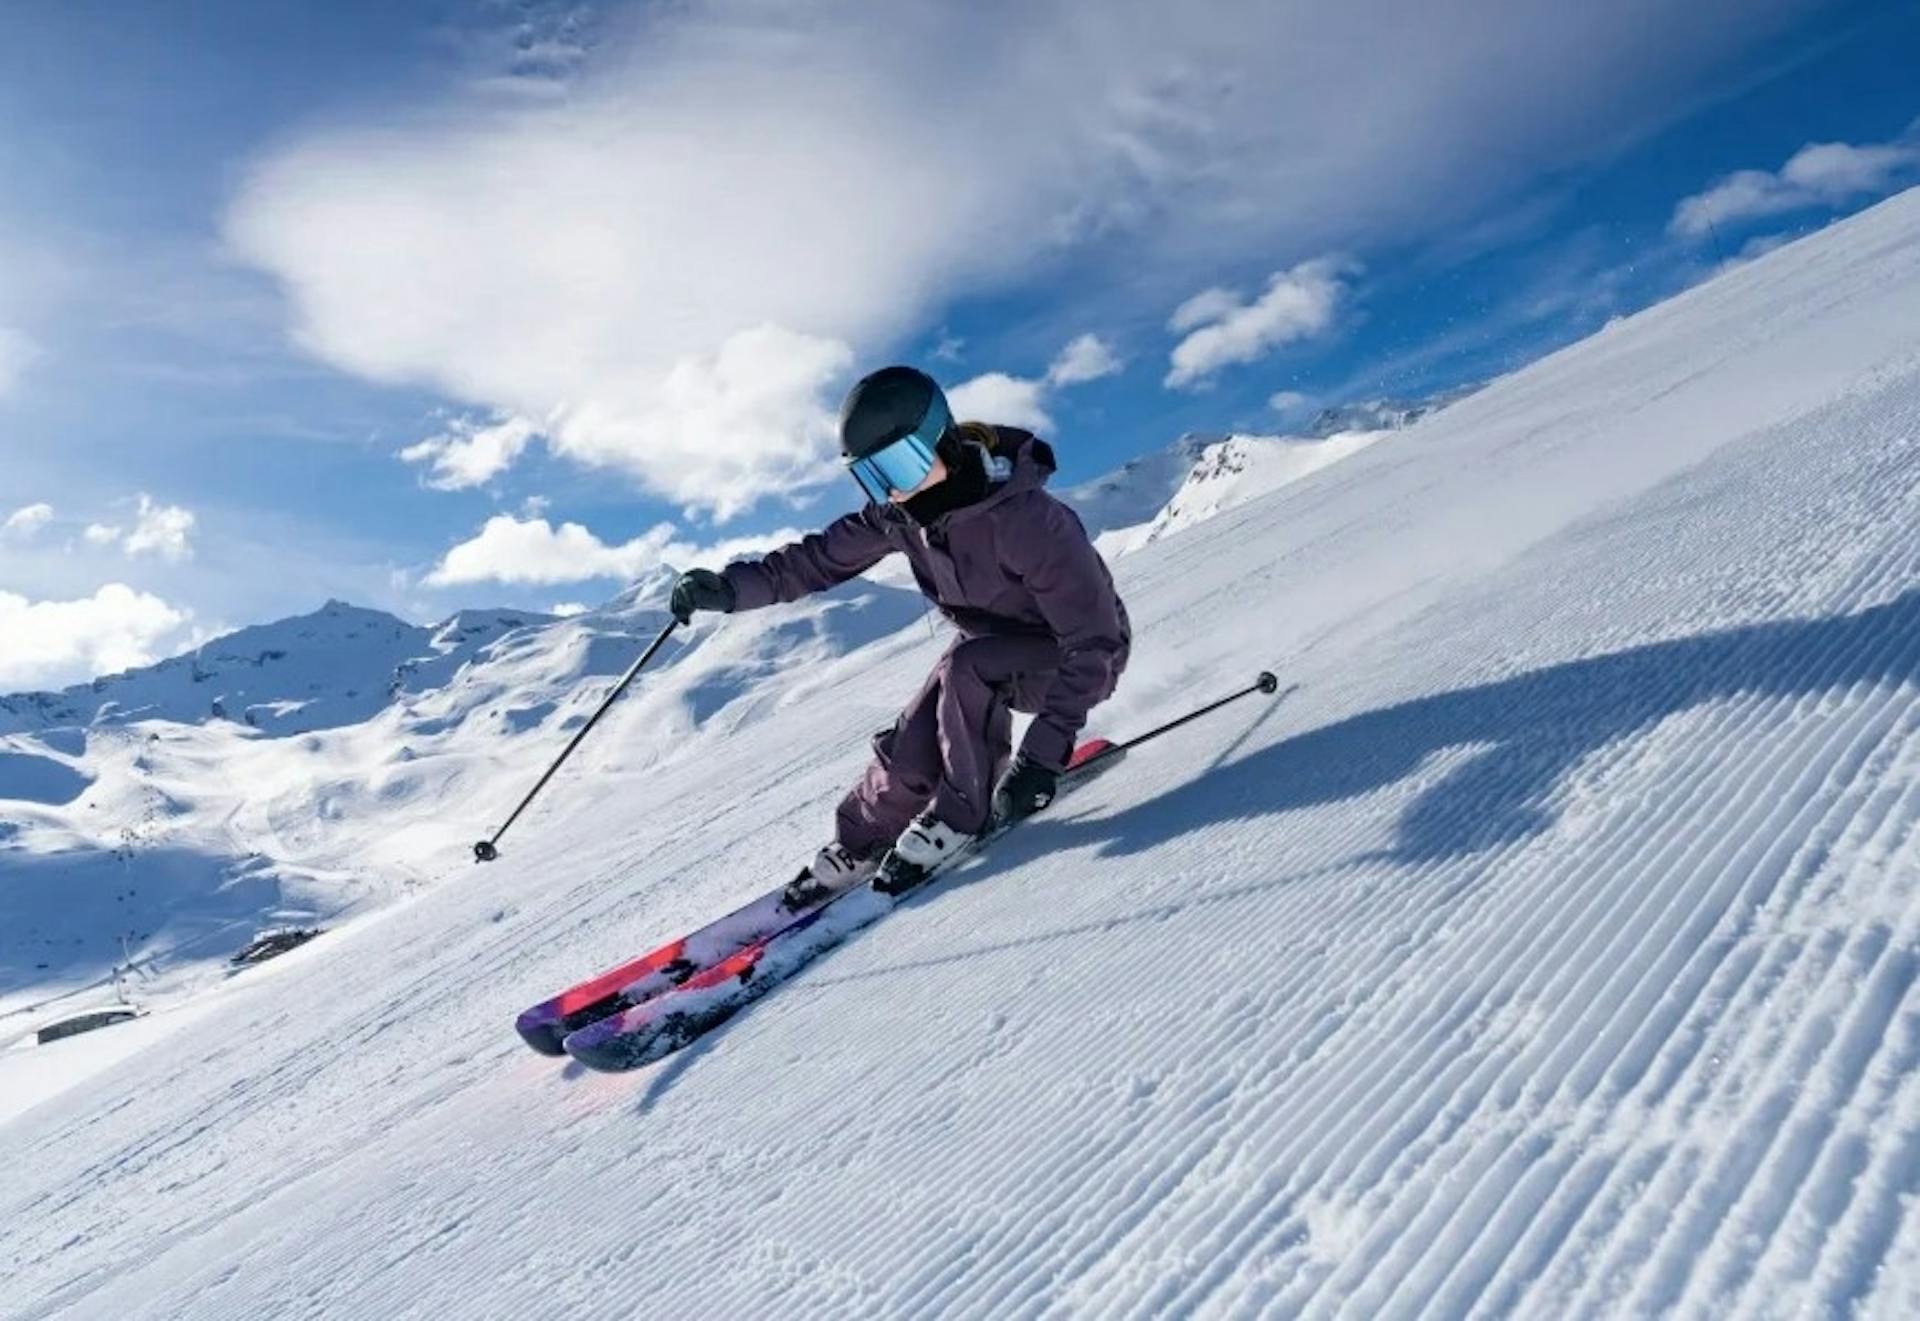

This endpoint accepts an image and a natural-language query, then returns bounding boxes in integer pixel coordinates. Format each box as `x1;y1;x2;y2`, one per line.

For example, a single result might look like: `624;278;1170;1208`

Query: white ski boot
782;841;880;910
873;812;972;896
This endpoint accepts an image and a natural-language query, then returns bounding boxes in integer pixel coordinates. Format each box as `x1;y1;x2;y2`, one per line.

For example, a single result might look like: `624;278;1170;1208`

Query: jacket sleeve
1004;494;1128;769
720;507;897;610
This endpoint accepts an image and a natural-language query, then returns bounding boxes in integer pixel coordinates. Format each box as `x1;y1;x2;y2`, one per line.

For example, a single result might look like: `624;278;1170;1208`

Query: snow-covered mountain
7;191;1920;1315
1081;385;1474;555
1063;431;1215;533
0;566;927;1019
1300;381;1482;439
0;600;547;738
1133;427;1395;546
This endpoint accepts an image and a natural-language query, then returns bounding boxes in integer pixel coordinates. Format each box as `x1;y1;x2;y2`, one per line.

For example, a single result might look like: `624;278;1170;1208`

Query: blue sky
1;0;1917;690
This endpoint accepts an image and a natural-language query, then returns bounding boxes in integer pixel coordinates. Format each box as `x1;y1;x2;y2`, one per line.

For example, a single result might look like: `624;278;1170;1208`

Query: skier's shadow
632;1022;734;1112
1032;588;1920;867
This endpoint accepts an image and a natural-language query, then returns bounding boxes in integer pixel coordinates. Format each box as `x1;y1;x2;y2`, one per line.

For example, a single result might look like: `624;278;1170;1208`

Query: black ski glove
670;568;736;625
992;752;1059;826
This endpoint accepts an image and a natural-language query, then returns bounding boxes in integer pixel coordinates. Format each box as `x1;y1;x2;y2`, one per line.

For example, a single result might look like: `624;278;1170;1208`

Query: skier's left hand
992;753;1058;826
670;567;736;625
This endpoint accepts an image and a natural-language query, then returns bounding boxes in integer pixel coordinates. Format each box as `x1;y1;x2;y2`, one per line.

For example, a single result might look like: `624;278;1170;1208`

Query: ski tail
561;921;798;1071
514;883;823;1054
515;938;691;1056
563;888;887;1071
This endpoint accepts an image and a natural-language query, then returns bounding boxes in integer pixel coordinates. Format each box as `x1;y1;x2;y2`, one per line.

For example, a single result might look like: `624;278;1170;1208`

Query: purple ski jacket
722;427;1130;769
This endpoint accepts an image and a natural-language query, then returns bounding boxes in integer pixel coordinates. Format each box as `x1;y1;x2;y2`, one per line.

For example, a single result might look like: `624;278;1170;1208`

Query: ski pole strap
1068;671;1287;779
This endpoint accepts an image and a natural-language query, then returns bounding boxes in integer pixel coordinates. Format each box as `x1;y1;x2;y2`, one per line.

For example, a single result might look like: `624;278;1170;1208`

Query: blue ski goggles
845;396;952;503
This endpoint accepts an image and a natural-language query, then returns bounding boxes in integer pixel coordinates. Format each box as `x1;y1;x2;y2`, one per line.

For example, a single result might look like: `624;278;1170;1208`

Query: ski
562;880;891;1070
562;743;1128;1072
515;737;1122;1057
537;671;1289;1071
514;883;833;1055
522;737;1121;1059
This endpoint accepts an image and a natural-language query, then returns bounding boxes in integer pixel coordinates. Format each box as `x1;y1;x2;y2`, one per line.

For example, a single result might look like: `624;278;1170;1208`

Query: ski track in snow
5;192;1920;1317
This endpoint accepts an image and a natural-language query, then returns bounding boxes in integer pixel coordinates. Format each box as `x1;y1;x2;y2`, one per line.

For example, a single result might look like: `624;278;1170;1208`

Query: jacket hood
950;425;1055;519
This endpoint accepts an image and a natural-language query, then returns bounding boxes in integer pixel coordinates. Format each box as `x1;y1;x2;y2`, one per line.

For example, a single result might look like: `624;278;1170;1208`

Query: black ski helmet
839;365;958;462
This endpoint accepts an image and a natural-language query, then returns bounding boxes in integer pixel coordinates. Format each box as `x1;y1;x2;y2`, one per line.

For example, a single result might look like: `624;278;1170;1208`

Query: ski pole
473;619;681;862
1071;670;1285;777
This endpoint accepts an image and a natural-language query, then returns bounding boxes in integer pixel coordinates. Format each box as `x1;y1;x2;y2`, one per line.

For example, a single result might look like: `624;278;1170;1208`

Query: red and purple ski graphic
514;882;829;1055
556;738;1128;1071
515;738;1124;1057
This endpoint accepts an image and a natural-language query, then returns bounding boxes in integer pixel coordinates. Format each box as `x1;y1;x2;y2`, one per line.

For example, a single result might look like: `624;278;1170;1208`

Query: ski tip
562;1016;657;1072
515;1007;570;1057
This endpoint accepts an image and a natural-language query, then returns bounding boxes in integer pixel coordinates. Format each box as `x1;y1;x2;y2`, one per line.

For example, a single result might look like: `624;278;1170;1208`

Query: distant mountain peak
1303;383;1483;439
1065;382;1480;555
0;599;552;737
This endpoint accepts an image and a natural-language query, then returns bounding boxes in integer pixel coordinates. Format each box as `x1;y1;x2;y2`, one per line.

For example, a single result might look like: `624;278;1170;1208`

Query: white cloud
3;502;53;540
0;584;192;691
15;497;196;559
424;514;805;588
948;373;1054;434
1671;132;1920;237
400;413;540;490
1045;334;1123;387
1269;390;1311;414
549;601;591;617
1782;139;1919;193
549;325;851;521
1165;259;1352;389
0;326;35;397
946;333;1125;435
226;0;1812;520
427;516;656;587
121;494;197;562
1169;288;1241;334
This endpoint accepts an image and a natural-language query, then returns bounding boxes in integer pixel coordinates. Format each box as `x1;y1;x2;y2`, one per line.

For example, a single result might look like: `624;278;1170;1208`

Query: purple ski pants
835;633;1060;855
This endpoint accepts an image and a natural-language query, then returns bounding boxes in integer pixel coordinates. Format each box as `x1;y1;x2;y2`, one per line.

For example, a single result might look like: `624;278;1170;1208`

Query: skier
669;365;1130;899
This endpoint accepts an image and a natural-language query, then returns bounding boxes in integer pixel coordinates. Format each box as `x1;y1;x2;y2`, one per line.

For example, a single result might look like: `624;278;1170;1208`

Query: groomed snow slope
5;189;1920;1318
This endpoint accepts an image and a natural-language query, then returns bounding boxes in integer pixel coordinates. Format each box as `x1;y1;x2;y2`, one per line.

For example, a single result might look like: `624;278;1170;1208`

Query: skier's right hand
670;568;736;625
992;752;1059;826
